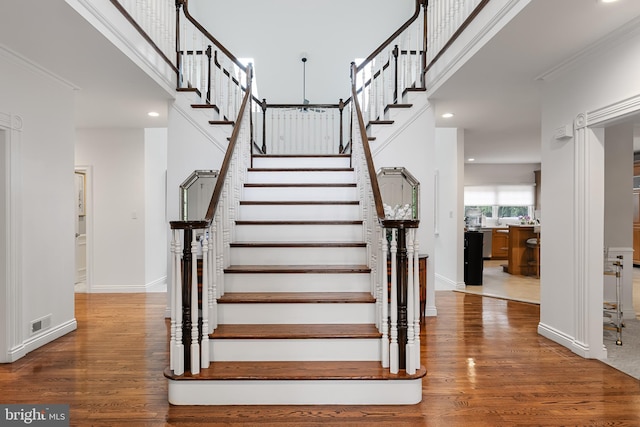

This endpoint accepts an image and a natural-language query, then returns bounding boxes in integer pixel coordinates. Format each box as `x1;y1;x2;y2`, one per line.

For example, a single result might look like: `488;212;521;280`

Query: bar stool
525;236;540;278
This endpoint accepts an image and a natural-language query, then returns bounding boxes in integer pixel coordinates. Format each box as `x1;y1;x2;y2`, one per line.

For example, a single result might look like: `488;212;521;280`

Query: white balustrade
114;0;175;62
254;107;344;155
426;0;484;64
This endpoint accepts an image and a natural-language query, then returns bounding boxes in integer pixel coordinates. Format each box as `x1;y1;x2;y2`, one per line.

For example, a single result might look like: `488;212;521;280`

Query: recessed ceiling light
148;111;159;117
467;158;475;162
601;0;618;3
441;112;454;118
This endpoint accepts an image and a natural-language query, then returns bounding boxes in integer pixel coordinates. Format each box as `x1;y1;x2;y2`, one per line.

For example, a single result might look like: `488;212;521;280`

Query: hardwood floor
1;292;640;426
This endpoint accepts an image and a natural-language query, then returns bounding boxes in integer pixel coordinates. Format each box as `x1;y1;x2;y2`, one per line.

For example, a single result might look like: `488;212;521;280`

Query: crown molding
0;43;80;91
536;15;640;82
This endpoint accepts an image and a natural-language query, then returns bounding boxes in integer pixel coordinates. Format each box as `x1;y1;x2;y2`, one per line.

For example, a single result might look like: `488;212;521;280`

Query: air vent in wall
30;314;52;336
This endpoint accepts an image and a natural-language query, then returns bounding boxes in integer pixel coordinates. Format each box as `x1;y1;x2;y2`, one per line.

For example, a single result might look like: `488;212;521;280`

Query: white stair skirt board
167;378;423;405
252;156;351;169
238;203;360;221
210;338;380;362
234;223;364;243
224;272;371;293
247;170;355;184
218;303;375;324
229;246;366;265
243;186;358;201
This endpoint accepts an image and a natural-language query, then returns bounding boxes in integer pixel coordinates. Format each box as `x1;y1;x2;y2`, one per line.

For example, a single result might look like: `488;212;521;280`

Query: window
464;185;535;220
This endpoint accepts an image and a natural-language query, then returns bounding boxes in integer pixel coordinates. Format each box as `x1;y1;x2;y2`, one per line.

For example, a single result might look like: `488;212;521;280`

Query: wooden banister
204;64;253;223
350;63;385;222
179;0;247;73
356;0;424;74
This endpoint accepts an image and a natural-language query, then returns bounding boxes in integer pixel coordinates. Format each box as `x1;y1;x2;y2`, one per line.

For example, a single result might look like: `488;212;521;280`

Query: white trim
0;112;23;363
0;44;80;91
435;273;458;290
146;276;168;293
12;319;78;363
172;94;230;152
168;378;423;405
536;16;640;83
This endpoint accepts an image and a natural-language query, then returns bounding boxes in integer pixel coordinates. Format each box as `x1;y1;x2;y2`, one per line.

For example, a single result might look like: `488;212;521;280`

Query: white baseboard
8;319;78;362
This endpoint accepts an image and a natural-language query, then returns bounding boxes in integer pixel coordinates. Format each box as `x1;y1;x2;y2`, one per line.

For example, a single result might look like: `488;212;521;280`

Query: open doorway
74;166;91;293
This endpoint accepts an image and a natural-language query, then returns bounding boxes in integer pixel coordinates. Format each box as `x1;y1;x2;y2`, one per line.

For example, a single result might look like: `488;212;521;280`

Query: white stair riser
243;186;358;201
224;272;371;293
230;246;366;265
218;303;375;324
210;339;380;362
238;204;360;221
252;157;351;169
247;171;354;184
234;224;364;243
168;378;423;405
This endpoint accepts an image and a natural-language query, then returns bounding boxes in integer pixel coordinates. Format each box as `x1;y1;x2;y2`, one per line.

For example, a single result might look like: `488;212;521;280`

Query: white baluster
389;228;399;374
406;229;416;374
381;228;389;368
169;235;176;372
201;230;210;369
173;230;184;376
190;231;200;374
210;222;218;329
413;234;421;366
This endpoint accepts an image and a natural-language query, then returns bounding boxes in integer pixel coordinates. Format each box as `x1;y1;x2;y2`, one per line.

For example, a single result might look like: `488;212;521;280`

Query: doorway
74;166;91;293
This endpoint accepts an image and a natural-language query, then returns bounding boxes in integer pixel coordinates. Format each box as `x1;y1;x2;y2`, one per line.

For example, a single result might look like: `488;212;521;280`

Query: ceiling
0;0;172;129
2;0;640;161
430;0;640;164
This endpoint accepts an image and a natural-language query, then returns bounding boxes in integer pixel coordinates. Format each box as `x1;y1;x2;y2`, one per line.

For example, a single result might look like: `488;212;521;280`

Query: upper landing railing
109;0;491;128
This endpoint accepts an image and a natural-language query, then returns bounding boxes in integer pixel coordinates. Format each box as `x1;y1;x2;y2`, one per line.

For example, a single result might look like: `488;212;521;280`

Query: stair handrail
355;0;424;78
350;63;385;222
169;64;253;376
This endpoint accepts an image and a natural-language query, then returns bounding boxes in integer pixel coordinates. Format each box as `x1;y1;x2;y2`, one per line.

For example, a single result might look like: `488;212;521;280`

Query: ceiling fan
298;55;324;113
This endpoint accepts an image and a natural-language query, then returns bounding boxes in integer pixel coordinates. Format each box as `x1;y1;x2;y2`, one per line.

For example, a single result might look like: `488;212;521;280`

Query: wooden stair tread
235;220;363;225
253;154;350;158
209;120;234;125
244;183;356;188
230;242;366;248
239;200;359;205
386;103;413;109
165;361;426;381
369;120;394;125
218;292;375;303
224;264;370;273
211;323;381;339
247;168;354;172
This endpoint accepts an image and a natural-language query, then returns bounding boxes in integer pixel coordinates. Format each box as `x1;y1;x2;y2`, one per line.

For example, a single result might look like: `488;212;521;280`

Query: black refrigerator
464;231;483;285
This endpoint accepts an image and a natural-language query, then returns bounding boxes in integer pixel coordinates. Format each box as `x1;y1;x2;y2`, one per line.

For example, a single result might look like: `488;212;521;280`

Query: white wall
188;0;416;103
145;128;168;290
539;25;640;358
464;163;539;186
434;128;465;291
76;128;147;292
0;47;77;362
372;97;437;315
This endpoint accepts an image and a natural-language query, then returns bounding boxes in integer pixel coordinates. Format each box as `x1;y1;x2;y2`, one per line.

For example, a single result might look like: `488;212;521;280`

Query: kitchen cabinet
506;225;538;276
491;228;509;259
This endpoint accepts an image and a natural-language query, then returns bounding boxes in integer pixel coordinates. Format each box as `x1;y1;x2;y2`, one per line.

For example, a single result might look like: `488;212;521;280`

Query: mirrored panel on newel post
377;167;419;220
180;170;219;221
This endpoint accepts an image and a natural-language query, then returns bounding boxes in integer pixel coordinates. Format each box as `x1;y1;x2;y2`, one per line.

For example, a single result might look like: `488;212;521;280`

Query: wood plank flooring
1;291;639;426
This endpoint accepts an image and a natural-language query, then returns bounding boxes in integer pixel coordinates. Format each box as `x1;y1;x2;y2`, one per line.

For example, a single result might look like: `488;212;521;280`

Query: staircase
165;153;425;405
